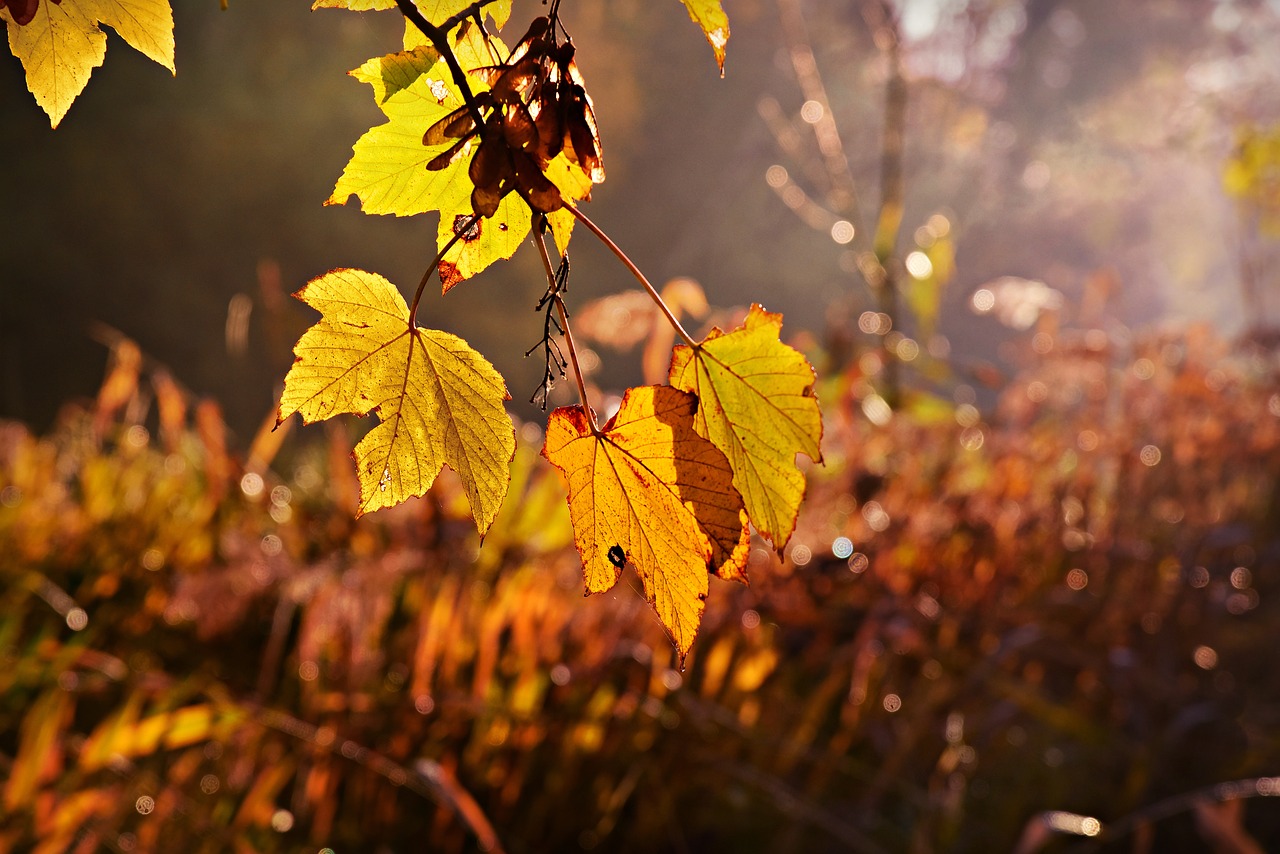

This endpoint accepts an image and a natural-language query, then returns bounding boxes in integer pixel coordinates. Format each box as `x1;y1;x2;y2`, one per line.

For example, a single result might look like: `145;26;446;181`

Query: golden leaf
679;0;729;75
436;183;531;293
313;0;511;30
669;304;823;549
278;268;515;534
4;0;173;127
542;386;748;660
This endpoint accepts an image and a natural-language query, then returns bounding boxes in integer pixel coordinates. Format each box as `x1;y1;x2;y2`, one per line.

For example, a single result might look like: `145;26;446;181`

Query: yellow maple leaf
542;386;749;661
4;0;173;127
350;44;440;104
327;26;489;217
679;0;729;75
336;24;593;284
436;180;532;293
313;0;511;30
669;304;823;549
278;268;515;534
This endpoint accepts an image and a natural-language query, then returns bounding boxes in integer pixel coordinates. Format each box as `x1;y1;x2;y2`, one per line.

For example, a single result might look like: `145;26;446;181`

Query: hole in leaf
607;544;626;569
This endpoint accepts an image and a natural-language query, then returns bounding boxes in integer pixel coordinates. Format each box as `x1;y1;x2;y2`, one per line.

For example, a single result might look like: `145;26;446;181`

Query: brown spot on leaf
438;260;463;293
453;214;482;243
607;544;626;569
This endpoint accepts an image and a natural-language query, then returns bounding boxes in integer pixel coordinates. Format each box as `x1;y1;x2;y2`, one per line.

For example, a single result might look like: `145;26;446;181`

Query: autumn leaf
312;0;394;10
4;0;174;127
418;0;511;29
334;24;591;287
542;386;749;660
313;0;512;30
436;181;531;293
328;24;497;218
669;304;823;549
543;152;593;255
679;0;729;75
277;268;515;534
350;43;440;104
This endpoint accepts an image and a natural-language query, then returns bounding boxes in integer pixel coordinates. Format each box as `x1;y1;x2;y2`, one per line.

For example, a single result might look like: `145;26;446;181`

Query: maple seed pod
501;100;540;152
469;119;514;218
426;134;472;171
564;89;605;184
511;150;564;214
2;0;40;26
531;82;564;163
424;101;479;147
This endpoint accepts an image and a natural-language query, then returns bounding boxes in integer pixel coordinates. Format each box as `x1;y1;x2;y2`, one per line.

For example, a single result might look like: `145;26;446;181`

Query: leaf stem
409;216;475;323
563;201;698;349
533;217;599;434
394;0;486;127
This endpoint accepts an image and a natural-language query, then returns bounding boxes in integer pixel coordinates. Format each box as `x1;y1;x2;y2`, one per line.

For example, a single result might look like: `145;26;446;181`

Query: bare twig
775;0;863;222
532;217;598;432
525;249;571;410
867;0;907;407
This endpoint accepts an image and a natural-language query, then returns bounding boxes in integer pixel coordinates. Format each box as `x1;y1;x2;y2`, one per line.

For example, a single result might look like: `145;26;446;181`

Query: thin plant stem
563;201;698;349
872;1;906;408
409;216;476;322
533;218;598;433
775;0;863;228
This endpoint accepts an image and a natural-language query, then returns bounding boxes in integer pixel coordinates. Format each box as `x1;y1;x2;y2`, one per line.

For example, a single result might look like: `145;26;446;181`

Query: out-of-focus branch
867;0;907;407
775;0;863;222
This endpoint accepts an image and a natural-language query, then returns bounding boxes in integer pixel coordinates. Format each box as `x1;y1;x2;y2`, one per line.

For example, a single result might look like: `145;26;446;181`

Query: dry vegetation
3;315;1280;853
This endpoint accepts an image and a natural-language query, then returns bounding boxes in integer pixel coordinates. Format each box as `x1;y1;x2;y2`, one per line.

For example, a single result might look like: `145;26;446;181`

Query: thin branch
525;257;569;410
409;214;477;322
394;0;486;127
562;201;698;349
533;217;598;433
872;0;907;408
1059;777;1280;851
775;0;863;227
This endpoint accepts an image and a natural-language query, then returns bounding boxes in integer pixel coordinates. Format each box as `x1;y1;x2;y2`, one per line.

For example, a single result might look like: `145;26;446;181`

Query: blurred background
4;0;1280;852
2;0;1278;436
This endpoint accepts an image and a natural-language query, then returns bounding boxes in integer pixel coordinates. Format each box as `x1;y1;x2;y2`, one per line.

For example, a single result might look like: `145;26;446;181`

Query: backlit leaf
4;0;173;127
4;689;72;810
679;0;730;75
82;0;174;71
417;0;511;29
329;54;472;215
669;304;823;549
336;26;554;287
312;0;394;10
544;152;593;255
314;0;511;29
350;44;440;104
542;386;749;660
5;1;104;127
278;268;515;534
329;23;497;216
437;191;531;293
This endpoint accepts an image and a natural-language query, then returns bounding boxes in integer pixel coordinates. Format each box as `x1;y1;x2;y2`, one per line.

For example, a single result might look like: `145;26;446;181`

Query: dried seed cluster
424;16;605;218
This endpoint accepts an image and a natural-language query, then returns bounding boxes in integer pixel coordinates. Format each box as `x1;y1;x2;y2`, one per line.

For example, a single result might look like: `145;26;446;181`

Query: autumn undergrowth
3;318;1280;853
